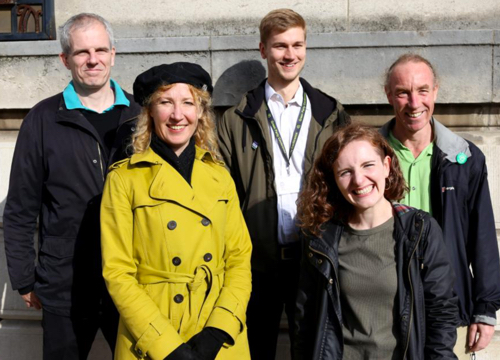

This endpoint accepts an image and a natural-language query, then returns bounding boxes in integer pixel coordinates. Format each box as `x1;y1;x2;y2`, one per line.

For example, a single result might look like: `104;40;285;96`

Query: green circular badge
456;152;467;164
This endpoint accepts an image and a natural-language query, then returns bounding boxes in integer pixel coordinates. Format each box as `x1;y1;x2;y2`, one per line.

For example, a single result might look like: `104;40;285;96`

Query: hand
468;323;495;352
164;344;197;360
21;291;42;310
187;328;228;360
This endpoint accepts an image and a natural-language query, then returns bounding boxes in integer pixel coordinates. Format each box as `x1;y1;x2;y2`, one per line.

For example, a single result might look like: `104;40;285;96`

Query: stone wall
1;1;500;359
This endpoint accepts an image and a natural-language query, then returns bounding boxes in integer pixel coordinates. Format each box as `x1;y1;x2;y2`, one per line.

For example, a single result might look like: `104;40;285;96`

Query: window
0;0;55;41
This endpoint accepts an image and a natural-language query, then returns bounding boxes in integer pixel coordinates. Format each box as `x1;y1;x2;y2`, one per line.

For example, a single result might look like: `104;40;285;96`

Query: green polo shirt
388;131;433;215
62;78;130;113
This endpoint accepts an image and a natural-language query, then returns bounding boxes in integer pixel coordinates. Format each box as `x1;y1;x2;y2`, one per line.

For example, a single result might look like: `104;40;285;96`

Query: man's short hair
384;53;438;91
259;9;306;45
59;13;114;55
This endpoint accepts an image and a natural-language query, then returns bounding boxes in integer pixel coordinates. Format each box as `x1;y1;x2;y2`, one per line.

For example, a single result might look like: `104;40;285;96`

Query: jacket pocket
39;236;76;259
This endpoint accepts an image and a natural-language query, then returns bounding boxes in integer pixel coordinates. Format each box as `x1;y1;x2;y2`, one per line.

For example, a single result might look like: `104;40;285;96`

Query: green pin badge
456;152;467;164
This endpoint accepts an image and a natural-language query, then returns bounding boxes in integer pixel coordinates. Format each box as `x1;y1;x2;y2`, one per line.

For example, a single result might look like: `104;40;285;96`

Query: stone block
458;131;500;229
54;1;347;38
111;52;211;96
494;42;500;103
349;0;500;32
0;320;111;360
0;131;17;224
211;52;266;107
0;56;69;110
0;53;211;109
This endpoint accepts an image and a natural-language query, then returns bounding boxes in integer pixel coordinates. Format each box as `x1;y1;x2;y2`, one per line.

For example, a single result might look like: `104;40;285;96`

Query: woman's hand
187;327;229;360
163;344;197;360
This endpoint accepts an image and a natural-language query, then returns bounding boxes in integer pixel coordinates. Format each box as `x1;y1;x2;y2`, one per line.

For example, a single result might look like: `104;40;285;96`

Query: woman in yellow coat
101;63;252;360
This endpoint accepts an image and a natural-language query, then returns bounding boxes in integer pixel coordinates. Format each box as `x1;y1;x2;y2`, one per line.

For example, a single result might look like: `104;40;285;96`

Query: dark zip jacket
293;204;458;360
381;118;500;326
218;78;350;272
3;91;140;316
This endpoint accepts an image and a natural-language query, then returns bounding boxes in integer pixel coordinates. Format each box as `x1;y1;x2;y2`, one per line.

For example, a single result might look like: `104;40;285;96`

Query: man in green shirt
380;53;500;359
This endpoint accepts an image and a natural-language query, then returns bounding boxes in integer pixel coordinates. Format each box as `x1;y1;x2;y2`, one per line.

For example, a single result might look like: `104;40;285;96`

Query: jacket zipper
402;217;425;359
97;142;105;182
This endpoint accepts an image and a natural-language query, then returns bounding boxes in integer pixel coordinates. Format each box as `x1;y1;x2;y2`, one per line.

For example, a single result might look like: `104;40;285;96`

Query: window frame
0;0;55;41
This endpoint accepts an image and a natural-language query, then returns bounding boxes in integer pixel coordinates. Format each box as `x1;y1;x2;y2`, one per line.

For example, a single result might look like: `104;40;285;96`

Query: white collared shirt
265;81;312;245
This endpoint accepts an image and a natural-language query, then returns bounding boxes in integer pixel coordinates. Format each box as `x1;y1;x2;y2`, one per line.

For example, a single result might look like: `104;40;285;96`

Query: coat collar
380;117;471;163
130;146;224;219
238;77;338;127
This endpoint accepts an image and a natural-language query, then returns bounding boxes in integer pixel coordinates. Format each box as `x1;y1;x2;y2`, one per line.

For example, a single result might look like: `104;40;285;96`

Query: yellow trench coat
101;146;252;360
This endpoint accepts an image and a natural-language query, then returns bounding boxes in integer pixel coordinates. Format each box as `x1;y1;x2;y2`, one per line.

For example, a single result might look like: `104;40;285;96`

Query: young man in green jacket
217;8;350;359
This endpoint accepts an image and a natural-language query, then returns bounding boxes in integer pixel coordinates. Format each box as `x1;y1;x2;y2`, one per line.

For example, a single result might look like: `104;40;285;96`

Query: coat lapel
142;147;224;219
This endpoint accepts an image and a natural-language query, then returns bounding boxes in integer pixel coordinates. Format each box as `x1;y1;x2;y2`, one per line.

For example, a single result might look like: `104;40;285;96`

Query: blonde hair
131;84;220;159
259;9;306;44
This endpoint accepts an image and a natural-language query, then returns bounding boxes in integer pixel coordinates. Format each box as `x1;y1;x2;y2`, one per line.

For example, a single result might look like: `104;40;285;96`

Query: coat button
174;294;184;303
201;218;210;226
308;253;313;258
329;278;334;284
203;253;213;262
93;159;97;164
167;221;177;230
172;257;181;266
317;259;323;265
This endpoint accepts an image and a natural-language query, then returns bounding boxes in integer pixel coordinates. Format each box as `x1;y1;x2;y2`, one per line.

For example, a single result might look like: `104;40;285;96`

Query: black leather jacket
293;204;458;360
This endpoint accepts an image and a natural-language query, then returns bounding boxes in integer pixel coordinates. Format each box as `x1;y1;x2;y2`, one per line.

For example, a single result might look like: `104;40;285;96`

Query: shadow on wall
213;60;266;107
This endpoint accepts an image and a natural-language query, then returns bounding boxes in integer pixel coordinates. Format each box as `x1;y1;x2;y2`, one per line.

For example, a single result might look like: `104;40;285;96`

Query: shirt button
174;294;184;303
167;221;177;230
203;253;213;262
412;186;416;190
201;218;210;226
93;159;97;164
172;257;181;266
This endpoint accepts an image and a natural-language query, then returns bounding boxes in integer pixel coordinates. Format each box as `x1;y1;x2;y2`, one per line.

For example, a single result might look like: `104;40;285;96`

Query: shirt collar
388;130;433;161
62;78;130;113
265;81;304;107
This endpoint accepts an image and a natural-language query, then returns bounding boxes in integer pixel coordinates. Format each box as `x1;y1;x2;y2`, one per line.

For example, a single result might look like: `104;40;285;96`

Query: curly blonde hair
131;83;220;159
297;123;408;237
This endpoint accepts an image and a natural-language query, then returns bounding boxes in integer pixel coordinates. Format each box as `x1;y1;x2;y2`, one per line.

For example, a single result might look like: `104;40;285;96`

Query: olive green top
339;217;400;360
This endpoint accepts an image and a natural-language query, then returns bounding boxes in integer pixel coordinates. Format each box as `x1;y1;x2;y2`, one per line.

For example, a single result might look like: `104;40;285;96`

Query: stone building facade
0;1;499;358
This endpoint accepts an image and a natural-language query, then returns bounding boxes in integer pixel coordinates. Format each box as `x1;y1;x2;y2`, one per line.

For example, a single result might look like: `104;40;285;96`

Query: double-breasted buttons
167;221;177;230
201;218;210;226
203;253;213;262
174;294;184;303
172;257;181;266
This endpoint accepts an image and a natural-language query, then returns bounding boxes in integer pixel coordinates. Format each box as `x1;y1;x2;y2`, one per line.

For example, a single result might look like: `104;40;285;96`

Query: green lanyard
265;91;307;169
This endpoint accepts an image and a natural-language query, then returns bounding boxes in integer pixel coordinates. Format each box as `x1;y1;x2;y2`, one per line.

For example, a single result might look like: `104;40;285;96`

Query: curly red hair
297;123;408;237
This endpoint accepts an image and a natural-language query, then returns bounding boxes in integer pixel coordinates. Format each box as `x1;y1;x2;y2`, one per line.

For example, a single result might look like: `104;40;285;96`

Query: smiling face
386;61;439;136
259;26;306;89
333;140;391;215
59;22;115;93
150;83;199;156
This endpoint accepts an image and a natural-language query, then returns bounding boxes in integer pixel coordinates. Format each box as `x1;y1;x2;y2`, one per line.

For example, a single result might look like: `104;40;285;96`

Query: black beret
133;62;213;106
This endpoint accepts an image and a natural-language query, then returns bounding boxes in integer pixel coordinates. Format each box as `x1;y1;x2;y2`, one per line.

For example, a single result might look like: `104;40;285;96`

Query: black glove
187;327;231;360
164;343;198;360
